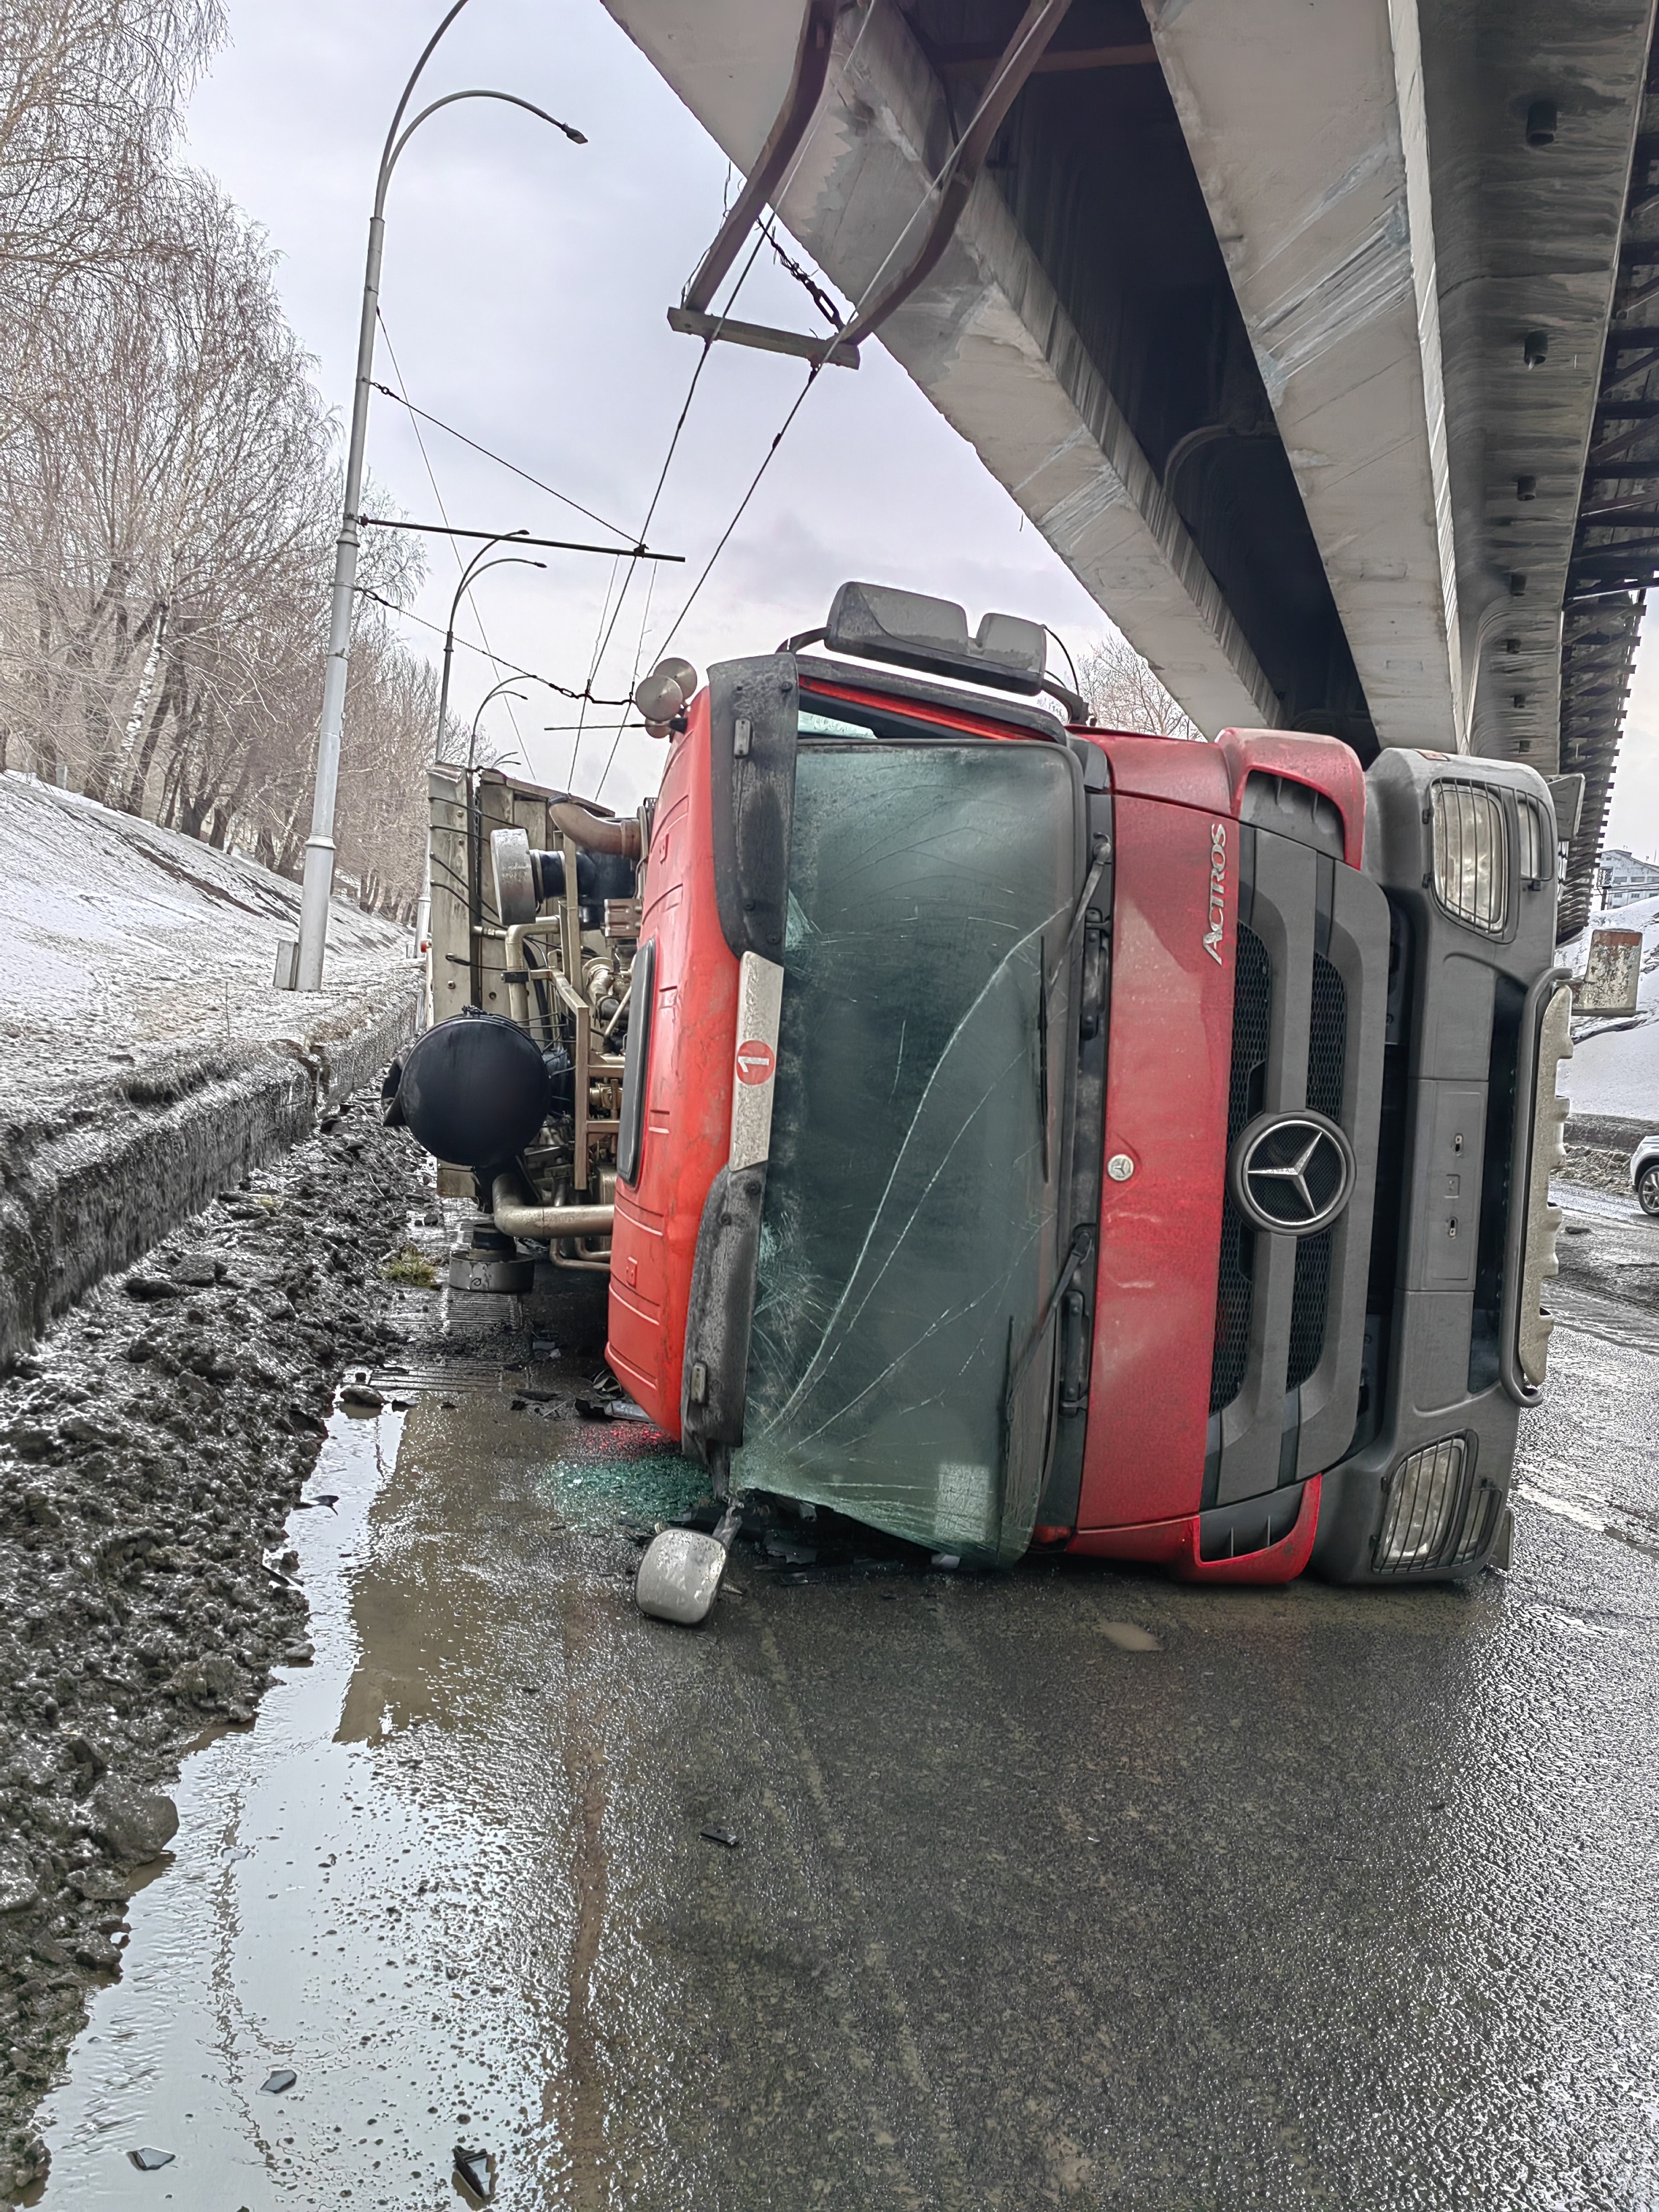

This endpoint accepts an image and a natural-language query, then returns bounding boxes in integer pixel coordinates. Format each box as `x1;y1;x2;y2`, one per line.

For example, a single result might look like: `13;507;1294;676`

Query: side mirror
634;1528;731;1625
634;1499;744;1626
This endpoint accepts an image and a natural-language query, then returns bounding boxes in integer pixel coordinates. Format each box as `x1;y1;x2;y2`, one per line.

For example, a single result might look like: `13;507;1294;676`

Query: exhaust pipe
547;800;641;859
490;1175;614;1241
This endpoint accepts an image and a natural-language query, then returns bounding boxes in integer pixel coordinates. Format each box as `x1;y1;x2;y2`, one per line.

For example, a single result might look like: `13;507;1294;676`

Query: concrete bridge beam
606;0;1281;732
1146;0;1464;749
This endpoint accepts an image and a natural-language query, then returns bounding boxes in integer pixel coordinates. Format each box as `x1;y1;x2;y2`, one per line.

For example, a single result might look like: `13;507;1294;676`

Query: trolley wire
377;313;530;761
575;0;880;763
354;586;633;705
568;335;718;765
368;381;641;547
591;557;661;797
648;365;821;666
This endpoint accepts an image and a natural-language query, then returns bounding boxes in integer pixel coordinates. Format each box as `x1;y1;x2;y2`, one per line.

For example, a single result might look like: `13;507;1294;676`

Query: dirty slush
0;1094;425;2196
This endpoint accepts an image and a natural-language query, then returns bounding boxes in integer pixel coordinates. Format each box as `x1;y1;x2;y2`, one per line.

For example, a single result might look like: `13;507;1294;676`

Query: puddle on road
34;1245;1659;2212
30;1373;680;2211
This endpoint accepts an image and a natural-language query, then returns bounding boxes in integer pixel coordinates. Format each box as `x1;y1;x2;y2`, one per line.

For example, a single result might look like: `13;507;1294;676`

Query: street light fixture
435;543;546;756
288;0;584;991
468;680;528;772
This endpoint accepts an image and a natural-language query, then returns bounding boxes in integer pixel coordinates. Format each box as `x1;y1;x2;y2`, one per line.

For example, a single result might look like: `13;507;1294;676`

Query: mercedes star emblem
1228;1110;1355;1235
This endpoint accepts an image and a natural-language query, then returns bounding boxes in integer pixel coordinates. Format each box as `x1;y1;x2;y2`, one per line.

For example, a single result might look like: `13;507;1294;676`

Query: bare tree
335;625;439;921
0;7;437;917
0;176;335;797
1079;634;1205;741
0;0;221;298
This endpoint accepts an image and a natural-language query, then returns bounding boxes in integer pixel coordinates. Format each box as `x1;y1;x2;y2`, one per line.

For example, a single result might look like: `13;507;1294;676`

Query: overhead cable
572;336;717;731
369;381;642;547
354;586;632;705
357;515;681;560
1043;625;1081;693
760;214;846;329
377;313;528;756
651;364;822;663
580;1;879;729
592;558;661;797
642;20;1066;673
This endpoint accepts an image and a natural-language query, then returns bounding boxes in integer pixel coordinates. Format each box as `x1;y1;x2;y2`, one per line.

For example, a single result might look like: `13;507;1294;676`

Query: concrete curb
0;981;420;1371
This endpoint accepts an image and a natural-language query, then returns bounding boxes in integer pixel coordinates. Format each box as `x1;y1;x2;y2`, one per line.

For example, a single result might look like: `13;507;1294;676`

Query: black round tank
395;1012;551;1169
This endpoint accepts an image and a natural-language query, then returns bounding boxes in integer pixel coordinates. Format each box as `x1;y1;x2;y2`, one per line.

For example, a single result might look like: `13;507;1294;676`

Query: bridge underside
607;0;1657;927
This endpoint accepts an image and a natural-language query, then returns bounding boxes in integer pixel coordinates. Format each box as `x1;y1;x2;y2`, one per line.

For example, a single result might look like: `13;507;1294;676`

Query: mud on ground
0;1091;428;2198
1560;1141;1642;1197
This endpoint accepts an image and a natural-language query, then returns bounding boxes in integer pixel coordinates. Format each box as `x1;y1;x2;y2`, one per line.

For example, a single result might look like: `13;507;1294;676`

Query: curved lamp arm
467;680;528;771
450;549;544;623
381;88;585;209
294;0;587;992
379;0;473;173
436;539;520;743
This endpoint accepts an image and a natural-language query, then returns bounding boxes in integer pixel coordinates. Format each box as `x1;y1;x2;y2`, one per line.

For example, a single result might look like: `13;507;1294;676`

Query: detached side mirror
634;1529;730;1625
634;1499;744;1626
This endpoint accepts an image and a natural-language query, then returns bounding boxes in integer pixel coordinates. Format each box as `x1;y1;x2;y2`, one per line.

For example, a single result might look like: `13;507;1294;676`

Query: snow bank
1560;892;1659;1130
0;774;420;1365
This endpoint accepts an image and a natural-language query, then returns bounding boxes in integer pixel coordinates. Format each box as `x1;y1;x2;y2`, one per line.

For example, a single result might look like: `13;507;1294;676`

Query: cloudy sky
184;0;1659;855
182;0;1110;818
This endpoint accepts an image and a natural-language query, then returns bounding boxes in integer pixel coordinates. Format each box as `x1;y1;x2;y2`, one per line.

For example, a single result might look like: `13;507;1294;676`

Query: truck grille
1307;954;1346;1119
1211;924;1270;1411
1286;1233;1332;1388
1284;954;1347;1391
1209;857;1360;1439
1206;826;1388;1510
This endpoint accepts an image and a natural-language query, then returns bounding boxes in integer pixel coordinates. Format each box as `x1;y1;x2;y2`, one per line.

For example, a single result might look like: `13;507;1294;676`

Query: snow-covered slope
1561;892;1659;1129
0;773;419;1364
0;772;409;1113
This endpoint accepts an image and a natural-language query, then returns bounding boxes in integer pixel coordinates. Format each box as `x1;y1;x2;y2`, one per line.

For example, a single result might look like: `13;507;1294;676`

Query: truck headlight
1374;1436;1468;1571
1430;780;1508;934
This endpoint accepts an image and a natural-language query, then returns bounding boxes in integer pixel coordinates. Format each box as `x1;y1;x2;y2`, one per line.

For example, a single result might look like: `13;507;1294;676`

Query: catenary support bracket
670;0;1070;370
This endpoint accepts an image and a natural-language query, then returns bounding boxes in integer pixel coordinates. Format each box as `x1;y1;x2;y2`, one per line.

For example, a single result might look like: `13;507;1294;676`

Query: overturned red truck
394;583;1572;1599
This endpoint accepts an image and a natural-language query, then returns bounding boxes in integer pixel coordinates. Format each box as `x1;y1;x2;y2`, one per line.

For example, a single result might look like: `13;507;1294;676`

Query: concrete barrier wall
0;983;419;1372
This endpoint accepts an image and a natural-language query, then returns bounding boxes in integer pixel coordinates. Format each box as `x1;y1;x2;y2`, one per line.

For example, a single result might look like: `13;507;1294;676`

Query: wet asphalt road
30;1191;1659;2211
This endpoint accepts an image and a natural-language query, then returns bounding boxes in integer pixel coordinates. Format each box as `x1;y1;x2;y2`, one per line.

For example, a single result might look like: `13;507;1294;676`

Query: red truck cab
607;583;1571;1586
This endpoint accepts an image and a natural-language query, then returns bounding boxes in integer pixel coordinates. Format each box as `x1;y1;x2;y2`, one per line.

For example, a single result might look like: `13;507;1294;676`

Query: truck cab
402;581;1572;1588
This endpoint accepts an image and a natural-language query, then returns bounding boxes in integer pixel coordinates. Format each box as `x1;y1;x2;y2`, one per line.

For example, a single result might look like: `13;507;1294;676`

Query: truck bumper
1066;1474;1323;1582
1310;749;1570;1585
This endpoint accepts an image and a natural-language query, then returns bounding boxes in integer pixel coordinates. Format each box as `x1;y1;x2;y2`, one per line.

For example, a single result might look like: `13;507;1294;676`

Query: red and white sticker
729;953;784;1169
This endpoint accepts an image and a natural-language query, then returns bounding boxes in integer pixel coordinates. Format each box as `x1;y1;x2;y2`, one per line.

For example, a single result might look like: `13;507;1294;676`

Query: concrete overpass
605;0;1658;932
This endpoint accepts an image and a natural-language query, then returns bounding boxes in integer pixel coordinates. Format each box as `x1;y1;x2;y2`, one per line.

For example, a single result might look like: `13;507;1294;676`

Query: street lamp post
289;0;584;991
416;559;542;989
435;542;545;757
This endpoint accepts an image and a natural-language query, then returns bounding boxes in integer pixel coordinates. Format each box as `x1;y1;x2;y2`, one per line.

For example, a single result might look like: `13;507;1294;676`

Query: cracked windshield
740;739;1075;1566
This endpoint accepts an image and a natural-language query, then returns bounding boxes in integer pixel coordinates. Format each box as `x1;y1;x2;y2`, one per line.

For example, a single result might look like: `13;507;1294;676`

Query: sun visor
825;581;1047;696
